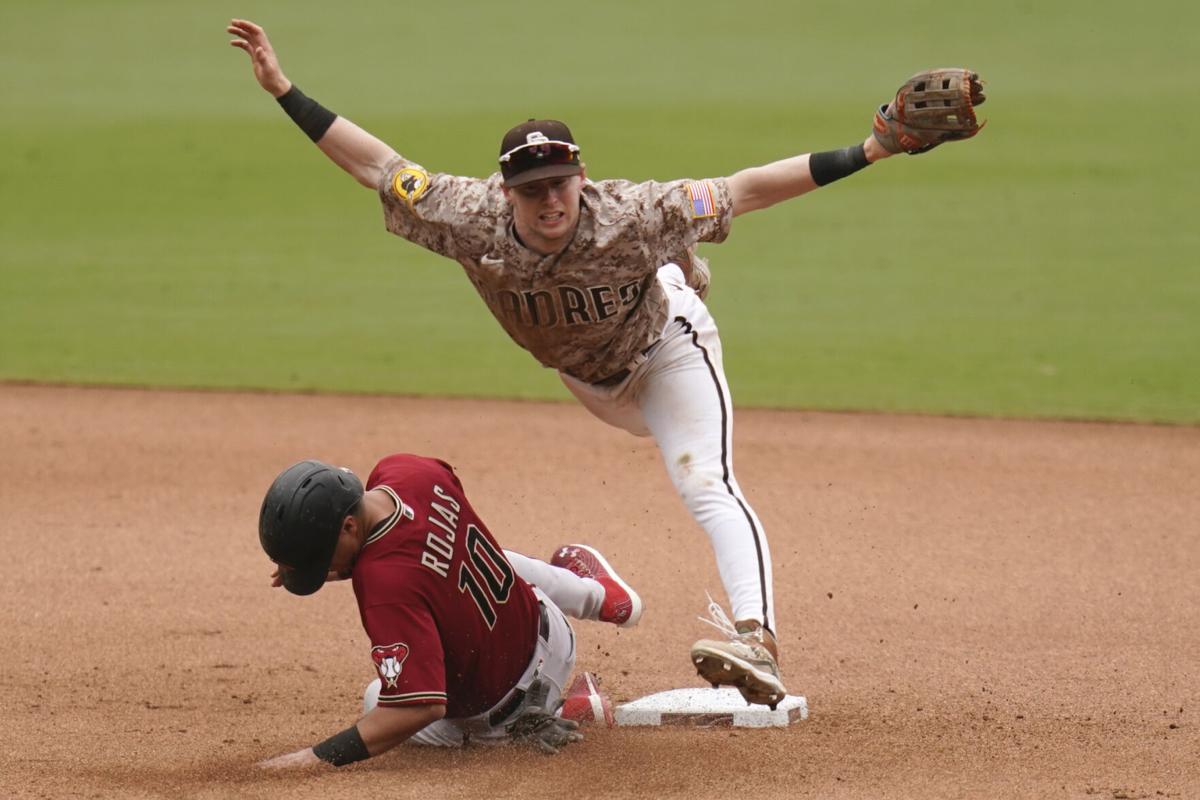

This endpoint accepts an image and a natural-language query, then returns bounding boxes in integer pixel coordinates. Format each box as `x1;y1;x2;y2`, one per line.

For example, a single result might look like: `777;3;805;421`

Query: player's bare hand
227;18;291;98
863;135;894;163
256;747;322;770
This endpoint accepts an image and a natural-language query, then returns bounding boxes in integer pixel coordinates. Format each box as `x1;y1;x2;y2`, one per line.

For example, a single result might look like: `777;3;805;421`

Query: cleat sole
690;647;787;707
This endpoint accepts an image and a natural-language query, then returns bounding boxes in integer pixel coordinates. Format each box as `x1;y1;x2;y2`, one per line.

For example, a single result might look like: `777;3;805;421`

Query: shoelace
697;591;740;639
698;592;771;654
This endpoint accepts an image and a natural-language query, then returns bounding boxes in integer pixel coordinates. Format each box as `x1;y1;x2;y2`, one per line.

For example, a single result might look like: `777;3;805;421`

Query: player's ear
336;514;363;553
501;185;512;203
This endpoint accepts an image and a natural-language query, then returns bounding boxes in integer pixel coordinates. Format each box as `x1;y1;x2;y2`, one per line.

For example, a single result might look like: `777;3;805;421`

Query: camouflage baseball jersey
352;454;540;719
378;160;733;383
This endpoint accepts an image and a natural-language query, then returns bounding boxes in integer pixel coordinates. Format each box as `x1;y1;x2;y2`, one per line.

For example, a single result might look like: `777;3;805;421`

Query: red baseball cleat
551;544;643;628
559;671;614;728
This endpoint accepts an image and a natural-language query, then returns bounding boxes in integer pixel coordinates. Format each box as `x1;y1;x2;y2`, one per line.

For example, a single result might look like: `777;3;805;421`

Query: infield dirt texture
1;0;1198;797
2;385;1198;798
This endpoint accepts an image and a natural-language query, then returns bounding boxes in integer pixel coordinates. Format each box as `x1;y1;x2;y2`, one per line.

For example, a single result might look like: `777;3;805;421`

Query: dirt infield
2;384;1197;799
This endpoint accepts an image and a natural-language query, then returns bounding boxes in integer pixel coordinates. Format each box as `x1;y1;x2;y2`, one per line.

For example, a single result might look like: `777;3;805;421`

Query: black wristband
276;85;338;143
312;725;369;766
809;144;870;187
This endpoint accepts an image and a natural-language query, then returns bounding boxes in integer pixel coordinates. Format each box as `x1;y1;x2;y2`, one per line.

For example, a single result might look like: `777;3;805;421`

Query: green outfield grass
1;0;1196;422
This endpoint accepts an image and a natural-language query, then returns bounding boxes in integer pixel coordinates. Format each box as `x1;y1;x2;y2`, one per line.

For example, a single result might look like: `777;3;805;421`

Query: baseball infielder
256;454;642;768
229;18;985;709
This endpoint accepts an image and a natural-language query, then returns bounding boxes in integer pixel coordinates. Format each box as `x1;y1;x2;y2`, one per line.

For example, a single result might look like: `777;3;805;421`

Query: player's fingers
233;19;265;36
968;74;986;106
228;22;264;45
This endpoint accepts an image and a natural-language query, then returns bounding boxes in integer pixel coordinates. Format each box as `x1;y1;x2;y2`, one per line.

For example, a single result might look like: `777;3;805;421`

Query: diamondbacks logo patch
392;167;431;207
371;642;411;689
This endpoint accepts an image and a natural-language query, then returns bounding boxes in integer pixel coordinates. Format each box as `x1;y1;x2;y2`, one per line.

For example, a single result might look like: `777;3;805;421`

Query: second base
614;687;808;728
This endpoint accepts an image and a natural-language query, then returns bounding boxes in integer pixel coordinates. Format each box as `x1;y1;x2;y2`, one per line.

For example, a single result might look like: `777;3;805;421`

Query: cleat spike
710;682;720;690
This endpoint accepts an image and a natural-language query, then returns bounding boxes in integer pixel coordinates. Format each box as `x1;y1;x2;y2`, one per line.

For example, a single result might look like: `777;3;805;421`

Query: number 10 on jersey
458;524;515;628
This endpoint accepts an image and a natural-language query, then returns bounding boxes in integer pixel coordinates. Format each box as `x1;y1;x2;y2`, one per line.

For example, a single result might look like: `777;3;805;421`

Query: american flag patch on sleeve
686;180;717;219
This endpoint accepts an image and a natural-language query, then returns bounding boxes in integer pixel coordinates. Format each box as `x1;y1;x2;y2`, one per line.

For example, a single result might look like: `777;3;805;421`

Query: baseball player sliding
229;17;985;710
256;454;642;768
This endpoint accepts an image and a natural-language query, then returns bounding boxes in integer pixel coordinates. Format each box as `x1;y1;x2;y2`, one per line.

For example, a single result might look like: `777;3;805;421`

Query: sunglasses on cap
498;139;581;169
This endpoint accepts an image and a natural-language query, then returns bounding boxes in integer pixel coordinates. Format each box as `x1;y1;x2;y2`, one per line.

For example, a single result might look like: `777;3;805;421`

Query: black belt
591;367;632;387
537;600;550;640
487;602;551;727
590;344;656;387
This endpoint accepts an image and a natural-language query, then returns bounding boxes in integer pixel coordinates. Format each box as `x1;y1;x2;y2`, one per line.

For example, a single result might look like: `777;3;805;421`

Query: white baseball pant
559;264;775;633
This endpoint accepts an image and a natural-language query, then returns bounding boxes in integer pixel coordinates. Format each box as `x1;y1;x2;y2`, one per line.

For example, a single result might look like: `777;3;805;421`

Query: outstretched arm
228;19;398;190
727;136;892;216
727;68;985;218
257;703;446;770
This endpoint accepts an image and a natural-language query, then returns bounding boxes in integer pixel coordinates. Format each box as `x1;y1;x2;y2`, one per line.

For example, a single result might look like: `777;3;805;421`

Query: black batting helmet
258;459;365;596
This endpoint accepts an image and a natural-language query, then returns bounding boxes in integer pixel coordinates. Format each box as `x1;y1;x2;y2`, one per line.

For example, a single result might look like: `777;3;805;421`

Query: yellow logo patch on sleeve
392;166;431;207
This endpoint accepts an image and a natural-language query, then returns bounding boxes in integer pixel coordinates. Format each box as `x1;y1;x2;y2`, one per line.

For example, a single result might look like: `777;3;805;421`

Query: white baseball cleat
551;544;643;628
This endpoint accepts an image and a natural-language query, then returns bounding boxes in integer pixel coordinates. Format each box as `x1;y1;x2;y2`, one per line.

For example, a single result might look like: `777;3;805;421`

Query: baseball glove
872;69;986;155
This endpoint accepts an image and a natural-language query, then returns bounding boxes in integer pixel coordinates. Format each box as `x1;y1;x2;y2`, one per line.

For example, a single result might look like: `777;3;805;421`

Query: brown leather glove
873;69;986;155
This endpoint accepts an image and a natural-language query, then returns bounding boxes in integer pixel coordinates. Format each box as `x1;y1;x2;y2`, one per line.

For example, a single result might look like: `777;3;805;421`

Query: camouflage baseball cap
498;119;582;187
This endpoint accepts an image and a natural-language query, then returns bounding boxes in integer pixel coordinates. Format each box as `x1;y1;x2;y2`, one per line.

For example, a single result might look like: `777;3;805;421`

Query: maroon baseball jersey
352;454;539;719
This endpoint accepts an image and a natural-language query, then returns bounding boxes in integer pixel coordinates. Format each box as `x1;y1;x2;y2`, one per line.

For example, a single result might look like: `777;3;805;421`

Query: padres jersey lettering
353;455;539;718
378;161;733;383
488;279;642;329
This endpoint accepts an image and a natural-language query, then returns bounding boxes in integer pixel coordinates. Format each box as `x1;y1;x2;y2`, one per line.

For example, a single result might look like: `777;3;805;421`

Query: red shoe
551;544;643;628
559;671;614;728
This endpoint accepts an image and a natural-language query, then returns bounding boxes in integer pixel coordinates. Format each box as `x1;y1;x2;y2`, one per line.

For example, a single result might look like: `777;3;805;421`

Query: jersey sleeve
377;157;498;263
641;177;734;252
361;600;448;707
